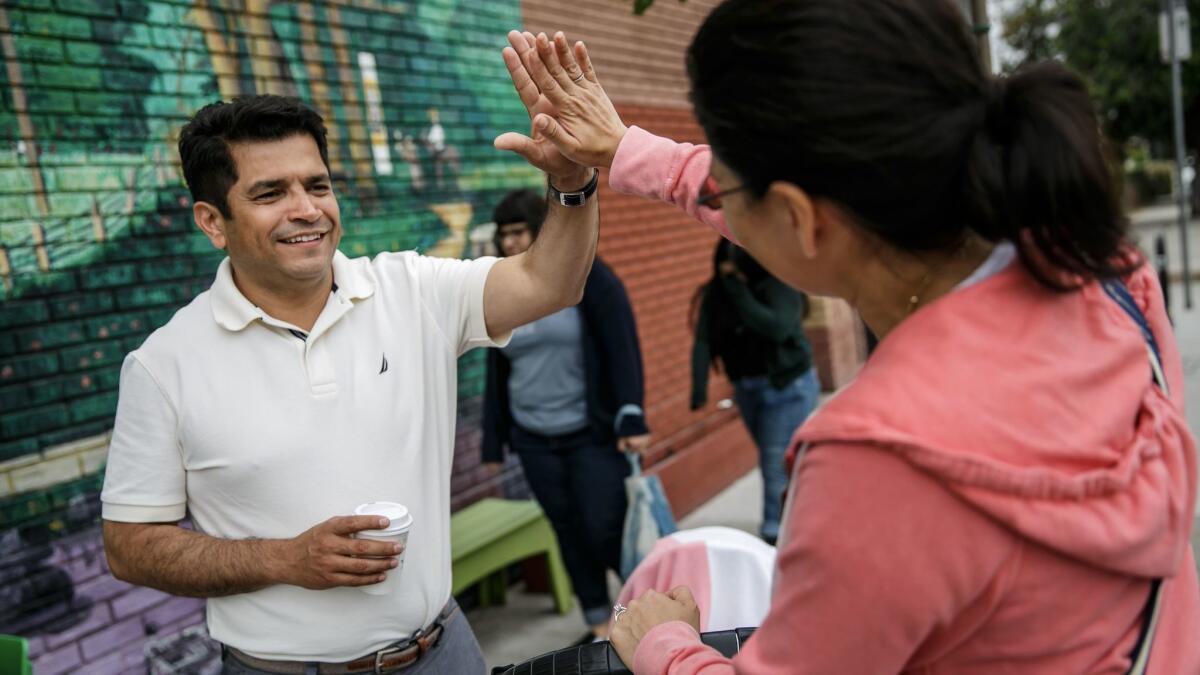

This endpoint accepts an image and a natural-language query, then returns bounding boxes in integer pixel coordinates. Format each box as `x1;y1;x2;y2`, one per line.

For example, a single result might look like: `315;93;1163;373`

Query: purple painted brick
43;602;113;650
26;636;45;660
142;596;205;631
111;585;171;621
75;572;135;603
48;531;105;567
79;615;145;661
45;543;69;566
81;641;148;675
154;615;207;641
34;643;83;675
58;548;109;585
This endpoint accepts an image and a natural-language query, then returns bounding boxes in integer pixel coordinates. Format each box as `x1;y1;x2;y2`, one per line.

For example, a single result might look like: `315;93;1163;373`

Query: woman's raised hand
497;31;629;171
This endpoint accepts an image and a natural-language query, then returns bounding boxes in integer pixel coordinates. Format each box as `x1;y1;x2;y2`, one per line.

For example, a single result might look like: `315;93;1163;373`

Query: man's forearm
104;521;292;598
526;170;600;307
483;169;601;337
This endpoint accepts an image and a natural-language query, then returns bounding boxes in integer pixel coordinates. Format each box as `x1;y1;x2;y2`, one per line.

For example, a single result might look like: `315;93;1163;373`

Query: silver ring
571;72;586;83
613;603;627;622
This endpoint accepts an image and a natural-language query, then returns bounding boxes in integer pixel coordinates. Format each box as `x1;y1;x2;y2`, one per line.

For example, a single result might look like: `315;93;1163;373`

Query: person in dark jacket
482;189;650;640
691;238;820;545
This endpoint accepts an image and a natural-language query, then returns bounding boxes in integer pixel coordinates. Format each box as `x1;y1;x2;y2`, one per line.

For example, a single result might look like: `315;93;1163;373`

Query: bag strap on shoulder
1101;278;1167;675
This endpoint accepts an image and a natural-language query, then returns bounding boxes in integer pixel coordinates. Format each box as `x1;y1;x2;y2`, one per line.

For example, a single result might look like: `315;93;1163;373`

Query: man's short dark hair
491;189;547;254
178;95;330;218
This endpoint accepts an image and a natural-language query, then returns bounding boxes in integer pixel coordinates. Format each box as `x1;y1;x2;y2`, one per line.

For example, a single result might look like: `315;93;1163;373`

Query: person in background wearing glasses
482;188;651;643
498;0;1199;669
690;237;819;546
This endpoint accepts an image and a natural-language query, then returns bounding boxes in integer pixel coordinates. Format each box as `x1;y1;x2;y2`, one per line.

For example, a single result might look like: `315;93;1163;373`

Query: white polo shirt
100;250;508;661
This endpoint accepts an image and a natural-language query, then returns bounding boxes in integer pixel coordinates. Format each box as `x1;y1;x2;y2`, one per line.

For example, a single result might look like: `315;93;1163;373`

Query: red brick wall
522;0;723;109
517;0;762;515
599;105;758;513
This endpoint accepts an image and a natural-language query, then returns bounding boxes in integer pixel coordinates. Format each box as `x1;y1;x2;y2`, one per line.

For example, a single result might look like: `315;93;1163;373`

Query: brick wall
523;0;722;108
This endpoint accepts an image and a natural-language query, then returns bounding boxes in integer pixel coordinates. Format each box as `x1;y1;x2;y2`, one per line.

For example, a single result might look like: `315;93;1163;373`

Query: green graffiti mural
0;0;533;519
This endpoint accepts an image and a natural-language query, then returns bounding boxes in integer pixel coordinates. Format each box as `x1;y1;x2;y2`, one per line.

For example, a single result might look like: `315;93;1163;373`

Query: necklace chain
905;237;974;315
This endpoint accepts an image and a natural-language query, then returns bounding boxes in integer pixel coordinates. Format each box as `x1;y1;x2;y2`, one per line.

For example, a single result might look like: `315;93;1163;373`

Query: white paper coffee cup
354;501;413;596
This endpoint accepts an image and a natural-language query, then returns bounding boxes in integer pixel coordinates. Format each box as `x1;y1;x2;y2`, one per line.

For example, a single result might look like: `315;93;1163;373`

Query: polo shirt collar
210;250;376;331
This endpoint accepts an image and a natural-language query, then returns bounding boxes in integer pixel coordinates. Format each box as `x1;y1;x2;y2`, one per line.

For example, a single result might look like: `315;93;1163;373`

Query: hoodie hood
794;262;1196;579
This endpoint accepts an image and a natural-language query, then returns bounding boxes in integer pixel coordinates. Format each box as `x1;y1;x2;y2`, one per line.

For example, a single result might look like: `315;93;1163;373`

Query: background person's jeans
509;424;630;627
733;368;821;542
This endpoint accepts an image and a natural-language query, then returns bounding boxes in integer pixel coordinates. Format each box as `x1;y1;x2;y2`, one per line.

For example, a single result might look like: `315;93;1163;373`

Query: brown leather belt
225;600;459;674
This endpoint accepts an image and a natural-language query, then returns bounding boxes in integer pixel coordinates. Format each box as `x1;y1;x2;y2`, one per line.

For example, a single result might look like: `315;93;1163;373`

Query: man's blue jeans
733;368;821;542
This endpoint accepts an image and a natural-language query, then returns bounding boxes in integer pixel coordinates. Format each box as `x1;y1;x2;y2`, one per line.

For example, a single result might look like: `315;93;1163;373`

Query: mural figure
420;107;462;190
393;130;427;191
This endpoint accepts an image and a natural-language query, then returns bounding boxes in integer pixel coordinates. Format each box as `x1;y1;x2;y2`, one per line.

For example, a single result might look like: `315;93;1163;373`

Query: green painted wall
1;0;535;462
0;1;536;667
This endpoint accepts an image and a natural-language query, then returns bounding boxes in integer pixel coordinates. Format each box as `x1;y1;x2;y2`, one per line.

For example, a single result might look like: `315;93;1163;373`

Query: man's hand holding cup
279;502;412;594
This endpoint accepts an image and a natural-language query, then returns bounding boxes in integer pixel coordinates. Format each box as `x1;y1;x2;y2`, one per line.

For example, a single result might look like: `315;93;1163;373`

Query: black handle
491;627;757;675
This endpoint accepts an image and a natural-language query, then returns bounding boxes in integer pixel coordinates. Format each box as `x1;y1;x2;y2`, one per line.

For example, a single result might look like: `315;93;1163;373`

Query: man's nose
289;190;323;222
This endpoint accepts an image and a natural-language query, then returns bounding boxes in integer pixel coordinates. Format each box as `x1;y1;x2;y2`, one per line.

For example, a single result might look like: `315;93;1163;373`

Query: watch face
551;170;597;206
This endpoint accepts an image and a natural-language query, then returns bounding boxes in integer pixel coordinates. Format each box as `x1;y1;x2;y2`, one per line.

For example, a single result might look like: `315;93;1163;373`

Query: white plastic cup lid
354;501;413;534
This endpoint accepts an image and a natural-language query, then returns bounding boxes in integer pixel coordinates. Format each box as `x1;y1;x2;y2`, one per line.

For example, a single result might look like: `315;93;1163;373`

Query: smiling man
99;89;599;674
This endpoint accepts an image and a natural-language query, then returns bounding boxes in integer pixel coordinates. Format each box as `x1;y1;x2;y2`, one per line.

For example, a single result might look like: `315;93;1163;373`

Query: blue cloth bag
620;452;678;578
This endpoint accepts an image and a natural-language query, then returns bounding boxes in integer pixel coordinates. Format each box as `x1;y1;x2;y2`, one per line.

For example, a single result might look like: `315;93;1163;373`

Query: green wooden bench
0;634;31;675
451;498;573;614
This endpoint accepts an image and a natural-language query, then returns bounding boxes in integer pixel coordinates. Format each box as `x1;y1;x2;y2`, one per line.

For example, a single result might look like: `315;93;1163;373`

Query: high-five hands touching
495;31;629;176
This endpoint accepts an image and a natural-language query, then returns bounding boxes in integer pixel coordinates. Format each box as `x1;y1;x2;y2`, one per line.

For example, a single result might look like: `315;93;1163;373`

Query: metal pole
1166;0;1193;308
1156;234;1173;322
971;0;993;72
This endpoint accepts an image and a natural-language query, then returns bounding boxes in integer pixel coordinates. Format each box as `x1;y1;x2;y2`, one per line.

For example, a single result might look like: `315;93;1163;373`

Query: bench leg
544;539;574;615
479;569;507;607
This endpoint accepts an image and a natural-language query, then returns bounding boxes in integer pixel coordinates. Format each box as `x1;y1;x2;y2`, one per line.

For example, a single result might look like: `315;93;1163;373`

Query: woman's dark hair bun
964;62;1136;287
688;0;1137;290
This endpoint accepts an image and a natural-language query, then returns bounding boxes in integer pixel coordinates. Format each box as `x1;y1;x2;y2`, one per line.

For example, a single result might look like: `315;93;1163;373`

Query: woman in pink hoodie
501;0;1200;671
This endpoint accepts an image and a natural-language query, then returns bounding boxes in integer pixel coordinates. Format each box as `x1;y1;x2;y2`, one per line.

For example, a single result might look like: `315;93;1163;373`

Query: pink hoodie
610;126;1200;674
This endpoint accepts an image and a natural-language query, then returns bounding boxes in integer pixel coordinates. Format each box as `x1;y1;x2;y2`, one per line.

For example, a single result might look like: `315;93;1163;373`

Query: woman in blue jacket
482;189;651;640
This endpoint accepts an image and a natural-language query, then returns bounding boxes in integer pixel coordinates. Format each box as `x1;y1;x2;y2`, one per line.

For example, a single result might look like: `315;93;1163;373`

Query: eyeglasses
696;176;748;210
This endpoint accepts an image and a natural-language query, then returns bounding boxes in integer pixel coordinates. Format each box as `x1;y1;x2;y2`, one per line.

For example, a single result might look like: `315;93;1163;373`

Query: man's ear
193;202;227;250
766;181;819;260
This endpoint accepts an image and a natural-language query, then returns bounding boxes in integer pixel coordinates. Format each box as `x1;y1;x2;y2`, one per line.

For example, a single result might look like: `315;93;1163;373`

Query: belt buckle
373;634;414;675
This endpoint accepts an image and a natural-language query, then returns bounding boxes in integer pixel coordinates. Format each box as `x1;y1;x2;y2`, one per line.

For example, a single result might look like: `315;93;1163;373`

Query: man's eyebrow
245;175;329;194
246;178;287;194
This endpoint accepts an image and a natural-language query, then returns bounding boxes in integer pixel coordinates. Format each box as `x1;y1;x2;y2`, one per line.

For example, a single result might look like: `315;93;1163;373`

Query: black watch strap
547;169;599;207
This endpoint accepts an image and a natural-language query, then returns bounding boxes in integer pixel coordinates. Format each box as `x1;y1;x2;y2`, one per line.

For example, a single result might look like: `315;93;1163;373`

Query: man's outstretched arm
484;31;601;338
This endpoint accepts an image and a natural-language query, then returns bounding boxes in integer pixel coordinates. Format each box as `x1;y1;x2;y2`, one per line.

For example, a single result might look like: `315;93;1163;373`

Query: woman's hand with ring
609;587;701;668
503;31;629;170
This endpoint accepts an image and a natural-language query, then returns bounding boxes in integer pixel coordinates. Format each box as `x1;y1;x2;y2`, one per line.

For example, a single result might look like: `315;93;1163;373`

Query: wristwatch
547;169;599;207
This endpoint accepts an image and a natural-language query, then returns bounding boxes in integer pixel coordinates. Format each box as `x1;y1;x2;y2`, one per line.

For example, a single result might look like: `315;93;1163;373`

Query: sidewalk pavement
470;223;1200;670
1160;277;1200;575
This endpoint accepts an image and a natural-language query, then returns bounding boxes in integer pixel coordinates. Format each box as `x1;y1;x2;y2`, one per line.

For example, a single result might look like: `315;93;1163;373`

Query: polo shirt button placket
305;335;338;397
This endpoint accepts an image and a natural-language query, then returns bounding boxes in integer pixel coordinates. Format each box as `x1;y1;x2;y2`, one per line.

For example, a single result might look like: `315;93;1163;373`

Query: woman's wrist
599;124;629;169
